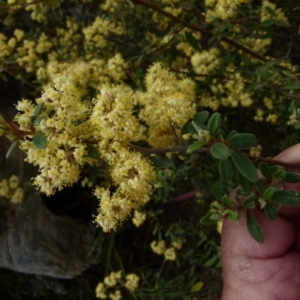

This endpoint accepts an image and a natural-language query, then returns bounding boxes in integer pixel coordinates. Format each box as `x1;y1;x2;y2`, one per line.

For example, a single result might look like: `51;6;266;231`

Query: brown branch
131;0;268;62
169;190;197;202
131;144;300;169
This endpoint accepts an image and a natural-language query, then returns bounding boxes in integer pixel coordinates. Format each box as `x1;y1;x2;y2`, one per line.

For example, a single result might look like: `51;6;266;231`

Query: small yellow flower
95;282;107;299
164;247;176;261
125;273;140;292
150;240;166;255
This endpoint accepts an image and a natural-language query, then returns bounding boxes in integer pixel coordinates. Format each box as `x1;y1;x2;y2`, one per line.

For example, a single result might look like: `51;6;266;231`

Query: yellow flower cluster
205;0;250;22
124;273;140;292
23;0;45;22
140;62;196;148
0;175;24;204
191;48;220;76
15;58;197;231
0;33;17;58
95;271;140;299
152;6;183;30
199;65;253;110
94;143;154;232
261;0;288;24
150;239;182;261
132;210;147;227
287;109;300;126
83;16;125;50
250;145;262;157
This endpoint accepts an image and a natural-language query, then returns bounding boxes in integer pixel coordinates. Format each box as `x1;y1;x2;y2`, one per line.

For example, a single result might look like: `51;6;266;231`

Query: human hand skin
221;144;300;300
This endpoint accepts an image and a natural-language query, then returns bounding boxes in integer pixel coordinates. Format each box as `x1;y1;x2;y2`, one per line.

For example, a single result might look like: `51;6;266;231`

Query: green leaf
190;281;204;293
6;140;18;159
200;213;218;226
221;194;232;209
243;194;256;209
264;203;278;220
260;19;275;27
272;190;300;205
86;144;100;160
219;158;233;181
185;32;201;52
187;141;203;153
227;130;238;140
149;157;175;169
263;186;275;200
231;152;258;182
227;133;256;149
207;112;221;136
258;162;271;178
193;111;210;124
188;122;198;135
272;169;286;180
283;82;300;90
246;210;264;243
42;0;60;7
210;182;226;201
6;133;17;141
236;171;254;192
181;119;191;135
210;143;230;159
210;213;222;220
32;133;47;149
285;172;300;183
192;121;203;133
31;103;44;123
225;209;239;221
255;179;266;194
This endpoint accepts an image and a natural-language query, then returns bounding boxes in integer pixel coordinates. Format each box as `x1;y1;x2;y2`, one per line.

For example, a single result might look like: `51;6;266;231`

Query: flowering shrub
0;0;300;298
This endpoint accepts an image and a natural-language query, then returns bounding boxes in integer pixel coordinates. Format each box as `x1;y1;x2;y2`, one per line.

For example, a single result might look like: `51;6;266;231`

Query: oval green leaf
236;170;254;193
187;141;203;153
272;190;300;205
263;186;275;200
221;194;232;209
263;203;278;220
193;111;210;124
227;133;256;149
185;32;201;52
231;151;258;183
283;82;300;90
225;209;239;221
207;112;221;136
219;158;233;181
200;213;218;226
190;281;204;293
149;157;175;169
210;182;227;201
6;140;18;159
86;144;100;160
246;210;264;243
210;143;230;160
31;102;44;123
285;172;300;183
258;162;271;178
227;130;238;140
32;133;47;149
243;194;257;209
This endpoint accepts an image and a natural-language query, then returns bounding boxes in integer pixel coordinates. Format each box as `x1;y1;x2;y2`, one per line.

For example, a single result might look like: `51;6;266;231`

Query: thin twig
131;0;268;62
169;190;197;202
131;144;300;169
